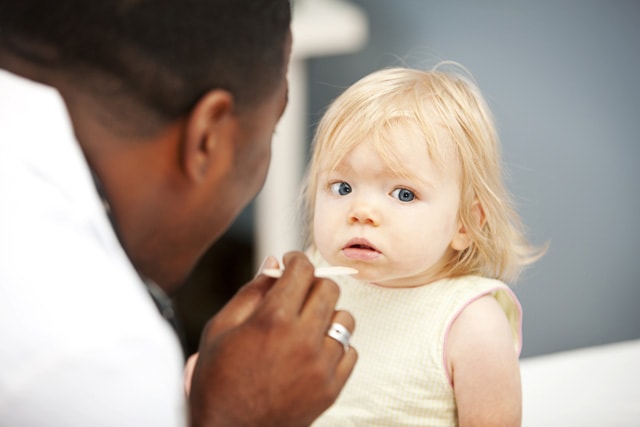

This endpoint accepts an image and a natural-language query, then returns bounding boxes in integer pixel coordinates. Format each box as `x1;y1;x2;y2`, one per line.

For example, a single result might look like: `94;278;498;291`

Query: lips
342;238;381;261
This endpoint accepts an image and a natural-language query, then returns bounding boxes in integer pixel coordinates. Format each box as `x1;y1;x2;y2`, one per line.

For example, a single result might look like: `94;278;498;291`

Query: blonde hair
301;65;544;283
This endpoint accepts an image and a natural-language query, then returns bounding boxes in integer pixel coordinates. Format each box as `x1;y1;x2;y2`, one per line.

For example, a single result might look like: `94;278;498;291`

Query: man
0;1;356;426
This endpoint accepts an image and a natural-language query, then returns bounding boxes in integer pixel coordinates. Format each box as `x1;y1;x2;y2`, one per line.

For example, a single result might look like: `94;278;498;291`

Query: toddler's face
313;123;465;288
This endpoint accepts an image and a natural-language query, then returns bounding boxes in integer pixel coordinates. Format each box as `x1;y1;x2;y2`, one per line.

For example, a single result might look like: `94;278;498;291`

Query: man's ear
181;89;235;182
451;199;486;251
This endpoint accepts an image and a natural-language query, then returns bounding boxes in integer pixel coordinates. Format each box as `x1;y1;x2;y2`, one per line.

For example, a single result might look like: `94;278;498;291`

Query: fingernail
255;256;279;278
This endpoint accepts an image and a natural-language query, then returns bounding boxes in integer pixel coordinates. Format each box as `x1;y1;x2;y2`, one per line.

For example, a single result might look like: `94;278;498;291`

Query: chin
364;274;390;285
136;257;191;296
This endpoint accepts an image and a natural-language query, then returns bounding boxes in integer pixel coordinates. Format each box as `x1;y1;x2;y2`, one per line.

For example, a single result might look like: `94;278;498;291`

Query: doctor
0;0;356;426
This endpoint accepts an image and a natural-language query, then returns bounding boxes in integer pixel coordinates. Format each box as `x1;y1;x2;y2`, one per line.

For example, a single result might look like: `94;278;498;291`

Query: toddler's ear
451;200;485;251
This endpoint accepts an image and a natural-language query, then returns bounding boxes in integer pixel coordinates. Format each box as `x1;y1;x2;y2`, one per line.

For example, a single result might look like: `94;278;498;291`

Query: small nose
348;202;380;226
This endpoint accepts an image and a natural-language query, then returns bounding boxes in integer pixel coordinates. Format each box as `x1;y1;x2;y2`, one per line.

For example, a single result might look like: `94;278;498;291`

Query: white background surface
520;339;640;426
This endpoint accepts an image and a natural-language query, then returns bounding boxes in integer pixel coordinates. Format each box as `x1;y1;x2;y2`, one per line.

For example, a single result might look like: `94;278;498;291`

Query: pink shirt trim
442;286;523;387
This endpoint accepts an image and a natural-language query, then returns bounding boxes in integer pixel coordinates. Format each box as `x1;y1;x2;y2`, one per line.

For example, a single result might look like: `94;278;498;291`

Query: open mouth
343;238;379;251
342;238;381;260
350;243;374;250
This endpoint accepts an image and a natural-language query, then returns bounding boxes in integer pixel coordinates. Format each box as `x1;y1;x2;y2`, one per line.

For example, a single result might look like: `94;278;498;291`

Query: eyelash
329;181;352;196
391;187;416;202
329;181;418;203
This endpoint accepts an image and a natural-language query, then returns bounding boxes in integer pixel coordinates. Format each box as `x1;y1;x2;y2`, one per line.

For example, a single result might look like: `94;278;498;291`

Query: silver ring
327;322;351;352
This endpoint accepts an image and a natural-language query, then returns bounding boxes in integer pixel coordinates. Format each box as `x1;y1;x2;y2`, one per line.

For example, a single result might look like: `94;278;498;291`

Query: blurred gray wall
306;0;640;358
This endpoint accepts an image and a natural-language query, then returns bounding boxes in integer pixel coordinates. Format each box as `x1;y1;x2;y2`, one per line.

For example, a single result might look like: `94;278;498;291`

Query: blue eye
330;182;352;196
391;188;415;202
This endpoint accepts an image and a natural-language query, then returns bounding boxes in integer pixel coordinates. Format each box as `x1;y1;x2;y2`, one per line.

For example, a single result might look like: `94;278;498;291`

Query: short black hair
0;0;291;123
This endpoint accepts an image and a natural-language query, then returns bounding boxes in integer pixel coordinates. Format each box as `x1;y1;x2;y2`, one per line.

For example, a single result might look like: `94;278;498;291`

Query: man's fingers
323;310;355;361
203;273;277;339
300;278;340;329
254;255;280;278
329;310;355;335
334;345;358;389
260;252;316;315
320;309;357;397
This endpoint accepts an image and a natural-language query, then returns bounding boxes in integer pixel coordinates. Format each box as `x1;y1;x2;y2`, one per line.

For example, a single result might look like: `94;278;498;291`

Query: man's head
0;0;291;134
0;0;292;291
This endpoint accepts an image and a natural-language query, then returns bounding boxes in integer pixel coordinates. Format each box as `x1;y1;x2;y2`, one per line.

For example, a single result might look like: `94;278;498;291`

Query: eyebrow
325;160;437;190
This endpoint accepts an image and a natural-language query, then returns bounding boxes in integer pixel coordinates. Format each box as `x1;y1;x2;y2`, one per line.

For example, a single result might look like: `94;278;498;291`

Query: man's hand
189;251;357;427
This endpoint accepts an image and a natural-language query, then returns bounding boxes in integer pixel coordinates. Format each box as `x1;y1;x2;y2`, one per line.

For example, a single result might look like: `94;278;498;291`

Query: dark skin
191;253;357;427
0;30;356;427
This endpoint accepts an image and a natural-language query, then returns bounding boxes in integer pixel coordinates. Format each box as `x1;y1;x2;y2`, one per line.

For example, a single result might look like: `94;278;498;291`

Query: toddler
302;65;544;426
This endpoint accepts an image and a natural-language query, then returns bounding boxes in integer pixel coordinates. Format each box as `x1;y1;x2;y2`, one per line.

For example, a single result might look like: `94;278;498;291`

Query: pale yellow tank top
311;269;522;427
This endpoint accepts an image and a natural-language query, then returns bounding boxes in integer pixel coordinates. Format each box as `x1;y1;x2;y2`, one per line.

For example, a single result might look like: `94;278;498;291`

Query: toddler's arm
447;295;522;426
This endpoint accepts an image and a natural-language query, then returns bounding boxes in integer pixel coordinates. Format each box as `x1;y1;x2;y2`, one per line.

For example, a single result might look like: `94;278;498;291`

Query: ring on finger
326;322;351;352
